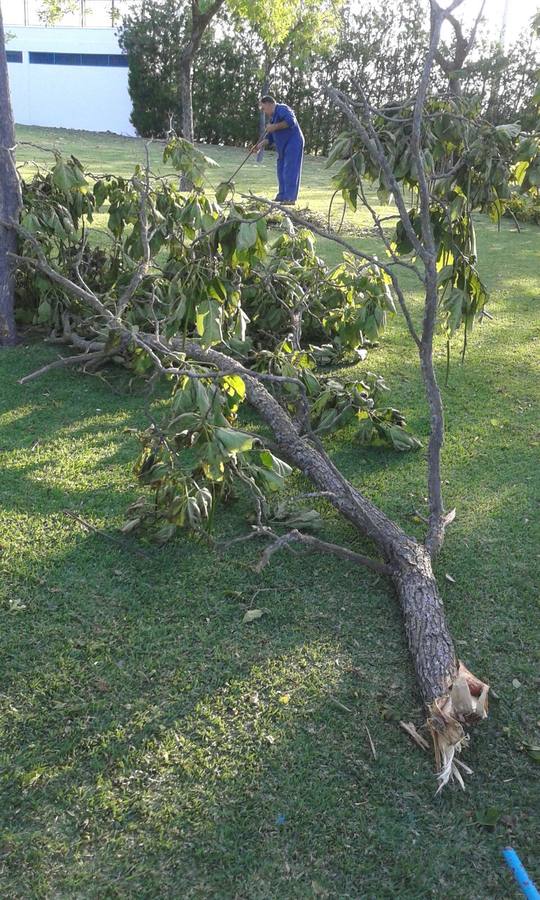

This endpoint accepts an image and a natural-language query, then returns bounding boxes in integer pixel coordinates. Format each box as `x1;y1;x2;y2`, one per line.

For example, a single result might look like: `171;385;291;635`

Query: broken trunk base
428;661;489;792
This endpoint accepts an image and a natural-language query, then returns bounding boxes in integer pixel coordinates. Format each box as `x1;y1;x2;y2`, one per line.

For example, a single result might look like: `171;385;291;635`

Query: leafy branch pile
16;140;423;540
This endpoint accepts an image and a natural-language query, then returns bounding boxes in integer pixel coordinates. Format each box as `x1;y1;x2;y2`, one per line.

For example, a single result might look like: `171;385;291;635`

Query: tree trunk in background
0;6;21;347
179;55;195;144
434;4;486;99
178;0;226;146
177;0;225;190
257;51;272;163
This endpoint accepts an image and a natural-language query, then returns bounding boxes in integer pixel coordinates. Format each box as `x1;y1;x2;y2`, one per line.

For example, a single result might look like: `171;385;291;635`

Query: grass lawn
0;126;539;899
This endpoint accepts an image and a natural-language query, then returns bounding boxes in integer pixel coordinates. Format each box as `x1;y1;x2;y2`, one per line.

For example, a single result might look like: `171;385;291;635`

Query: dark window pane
81;54;109;67
6;51;23;63
29;52;55;65
28;51;129;68
108;55;129;67
54;53;82;66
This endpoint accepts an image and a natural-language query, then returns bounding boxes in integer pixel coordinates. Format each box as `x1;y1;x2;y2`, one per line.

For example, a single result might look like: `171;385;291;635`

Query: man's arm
266;121;289;133
254;134;273;152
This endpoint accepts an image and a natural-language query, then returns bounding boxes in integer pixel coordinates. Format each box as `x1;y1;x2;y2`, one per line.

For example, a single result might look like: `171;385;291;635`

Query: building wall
5;27;136;136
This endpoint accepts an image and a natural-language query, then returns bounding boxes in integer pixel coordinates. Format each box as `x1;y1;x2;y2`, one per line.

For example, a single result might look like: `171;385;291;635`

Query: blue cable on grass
503;847;540;899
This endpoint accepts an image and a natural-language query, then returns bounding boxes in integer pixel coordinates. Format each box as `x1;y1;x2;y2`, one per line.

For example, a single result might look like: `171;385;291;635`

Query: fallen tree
6;0;540;789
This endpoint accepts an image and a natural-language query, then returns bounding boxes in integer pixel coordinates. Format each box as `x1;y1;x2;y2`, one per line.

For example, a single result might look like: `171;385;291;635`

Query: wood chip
399;720;430;752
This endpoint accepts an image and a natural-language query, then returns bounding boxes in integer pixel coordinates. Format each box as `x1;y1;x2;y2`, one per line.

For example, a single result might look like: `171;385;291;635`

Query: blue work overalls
266;103;304;203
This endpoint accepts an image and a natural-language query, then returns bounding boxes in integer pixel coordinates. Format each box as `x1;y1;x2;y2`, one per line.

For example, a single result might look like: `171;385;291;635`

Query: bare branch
17;349;106;384
407;7;449;556
254;528;392;576
328;85;426;263
117;144;153;316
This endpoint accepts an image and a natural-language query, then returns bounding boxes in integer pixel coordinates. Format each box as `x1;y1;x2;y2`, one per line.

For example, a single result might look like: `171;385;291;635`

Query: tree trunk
257;52;272;164
178;0;226;149
390;541;456;703
0;6;21;347
184;341;458;706
179;54;195;144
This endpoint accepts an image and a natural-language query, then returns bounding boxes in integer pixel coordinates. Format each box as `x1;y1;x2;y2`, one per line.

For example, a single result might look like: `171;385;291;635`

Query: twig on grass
62;509;151;559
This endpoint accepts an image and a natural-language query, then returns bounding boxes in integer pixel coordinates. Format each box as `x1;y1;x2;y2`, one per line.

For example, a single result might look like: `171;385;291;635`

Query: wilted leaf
445;573;456;584
242;608;264;623
121;518;141;534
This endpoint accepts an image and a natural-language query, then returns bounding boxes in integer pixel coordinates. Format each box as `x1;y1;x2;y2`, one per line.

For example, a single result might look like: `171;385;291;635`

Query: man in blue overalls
256;95;304;205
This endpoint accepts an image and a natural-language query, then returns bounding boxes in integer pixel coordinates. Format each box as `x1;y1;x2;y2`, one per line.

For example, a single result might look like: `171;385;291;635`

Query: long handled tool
228;130;267;182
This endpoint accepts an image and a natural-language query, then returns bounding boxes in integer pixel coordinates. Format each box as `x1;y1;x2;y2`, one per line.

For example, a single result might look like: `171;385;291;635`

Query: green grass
0;126;539;898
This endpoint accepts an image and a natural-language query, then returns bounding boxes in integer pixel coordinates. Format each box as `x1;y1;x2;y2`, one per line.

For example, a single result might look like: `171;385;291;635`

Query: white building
4;1;137;136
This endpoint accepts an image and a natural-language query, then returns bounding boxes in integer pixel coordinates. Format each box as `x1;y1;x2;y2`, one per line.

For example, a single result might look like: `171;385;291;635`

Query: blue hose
503;847;540;899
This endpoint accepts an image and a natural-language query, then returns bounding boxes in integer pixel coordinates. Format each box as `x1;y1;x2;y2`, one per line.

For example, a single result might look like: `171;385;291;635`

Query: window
29;52;128;67
6;51;23;63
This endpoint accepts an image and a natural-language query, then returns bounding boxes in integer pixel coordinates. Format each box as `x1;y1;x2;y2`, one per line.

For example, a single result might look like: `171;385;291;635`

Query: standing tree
119;0;187;137
37;1;79;25
247;0;341;159
0;5;22;347
178;0;227;144
119;0;329;152
435;0;486;96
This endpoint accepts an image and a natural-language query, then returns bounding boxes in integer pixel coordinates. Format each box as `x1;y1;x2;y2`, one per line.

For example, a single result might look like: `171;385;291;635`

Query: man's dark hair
260;95;276;104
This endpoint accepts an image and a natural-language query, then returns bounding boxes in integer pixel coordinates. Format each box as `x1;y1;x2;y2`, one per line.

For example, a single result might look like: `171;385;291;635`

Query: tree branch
327;85;427;263
17;349;107;384
254;528;392;576
245;194;422;348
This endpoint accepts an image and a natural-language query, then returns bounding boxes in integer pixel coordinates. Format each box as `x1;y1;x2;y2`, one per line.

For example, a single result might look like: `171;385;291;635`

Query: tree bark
434;3;486;98
179;55;195;144
256;51;272;163
0;6;21;347
178;0;225;146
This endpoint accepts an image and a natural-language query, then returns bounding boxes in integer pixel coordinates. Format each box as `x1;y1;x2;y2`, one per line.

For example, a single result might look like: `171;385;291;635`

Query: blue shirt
267;103;304;155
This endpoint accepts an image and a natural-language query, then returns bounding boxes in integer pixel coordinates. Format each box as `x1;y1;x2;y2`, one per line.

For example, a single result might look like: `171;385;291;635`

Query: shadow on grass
1;276;539;896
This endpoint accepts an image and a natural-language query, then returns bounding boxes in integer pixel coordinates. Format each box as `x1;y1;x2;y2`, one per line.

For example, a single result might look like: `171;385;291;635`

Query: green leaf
385;424;422;451
196;298;223;347
475;807;501;828
522;741;540;763
256;218;268;242
21;213;42;234
214;427;254;455
52;159;75;192
215;181;233;204
93;179;109;207
259;450;293;479
222;374;246;402
236;221;258;251
36;299;52;325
